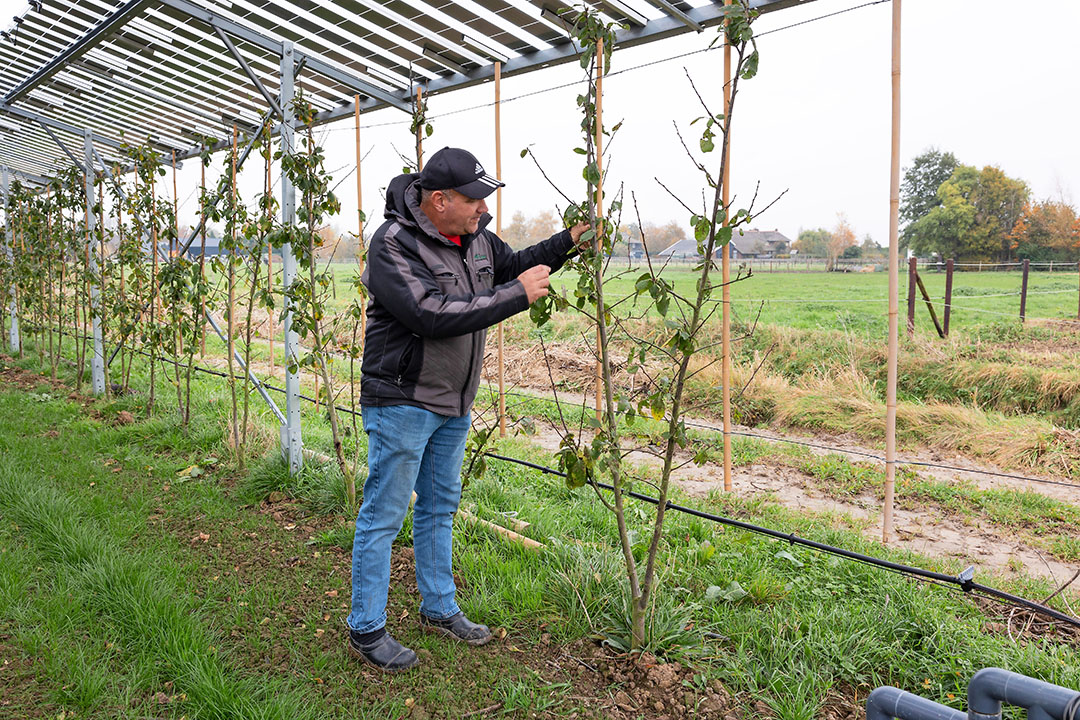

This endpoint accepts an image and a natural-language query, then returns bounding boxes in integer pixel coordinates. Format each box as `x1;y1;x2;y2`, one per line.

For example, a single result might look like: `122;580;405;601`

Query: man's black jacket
360;174;575;417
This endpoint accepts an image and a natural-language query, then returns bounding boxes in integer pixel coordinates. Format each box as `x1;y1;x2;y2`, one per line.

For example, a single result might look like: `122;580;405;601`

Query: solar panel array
0;0;799;185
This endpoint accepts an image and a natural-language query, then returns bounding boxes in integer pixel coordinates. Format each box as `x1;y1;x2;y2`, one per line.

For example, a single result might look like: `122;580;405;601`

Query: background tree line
900;148;1080;263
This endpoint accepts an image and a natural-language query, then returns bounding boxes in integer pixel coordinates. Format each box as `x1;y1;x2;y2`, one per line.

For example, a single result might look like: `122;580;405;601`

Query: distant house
627;238;646;259
730;229;790;259
656;229;791;261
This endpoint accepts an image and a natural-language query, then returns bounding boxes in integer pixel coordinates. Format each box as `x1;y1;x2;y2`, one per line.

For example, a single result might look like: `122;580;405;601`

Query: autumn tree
1009;199;1080;262
501;209;561;250
621;220;686;254
826;214;856;270
905;165;1028;262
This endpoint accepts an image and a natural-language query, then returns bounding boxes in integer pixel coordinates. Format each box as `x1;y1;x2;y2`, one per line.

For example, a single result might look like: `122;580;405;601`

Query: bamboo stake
415;87;424;171
495;61;506;437
594;38;604;424
883;0;902;544
355;94;366;343
171;151;178;258
721;2;733;492
228;124;240;453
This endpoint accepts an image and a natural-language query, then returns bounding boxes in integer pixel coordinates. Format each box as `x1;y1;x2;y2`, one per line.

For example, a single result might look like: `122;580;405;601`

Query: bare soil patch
521;419;1080;587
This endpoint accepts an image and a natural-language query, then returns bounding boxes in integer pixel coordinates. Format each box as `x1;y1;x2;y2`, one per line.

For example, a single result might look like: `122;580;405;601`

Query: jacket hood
383;172;492;247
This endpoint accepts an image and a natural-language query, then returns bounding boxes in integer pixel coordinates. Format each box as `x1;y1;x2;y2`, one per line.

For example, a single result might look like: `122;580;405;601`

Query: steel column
2;166;18;353
84;131;106;395
280;41;303;473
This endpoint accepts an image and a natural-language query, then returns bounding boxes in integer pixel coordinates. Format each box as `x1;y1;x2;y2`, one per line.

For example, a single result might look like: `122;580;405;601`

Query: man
347;147;587;672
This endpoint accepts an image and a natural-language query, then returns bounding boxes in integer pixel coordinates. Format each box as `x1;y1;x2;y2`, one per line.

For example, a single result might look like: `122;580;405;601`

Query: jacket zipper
460;247;476;416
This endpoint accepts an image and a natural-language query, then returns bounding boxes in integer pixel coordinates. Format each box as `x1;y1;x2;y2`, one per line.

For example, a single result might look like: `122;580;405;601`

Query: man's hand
518;265;551;303
569;223;591;251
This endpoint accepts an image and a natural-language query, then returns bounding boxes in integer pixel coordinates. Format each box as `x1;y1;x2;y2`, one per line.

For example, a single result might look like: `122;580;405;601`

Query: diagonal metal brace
212;24;283;119
38;122;87;172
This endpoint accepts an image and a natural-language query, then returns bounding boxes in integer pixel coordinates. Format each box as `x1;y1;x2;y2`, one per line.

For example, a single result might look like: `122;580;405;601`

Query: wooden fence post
1019;258;1029;322
943;258;953;337
906;257;916;336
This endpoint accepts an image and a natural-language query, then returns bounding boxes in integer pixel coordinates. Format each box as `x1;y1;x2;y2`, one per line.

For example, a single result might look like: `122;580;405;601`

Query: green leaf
741;49;759;80
775;550;804;567
705;581;748;603
583;161;601;186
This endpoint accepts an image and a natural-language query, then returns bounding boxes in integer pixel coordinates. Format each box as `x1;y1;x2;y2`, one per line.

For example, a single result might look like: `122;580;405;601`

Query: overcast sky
4;0;1079;247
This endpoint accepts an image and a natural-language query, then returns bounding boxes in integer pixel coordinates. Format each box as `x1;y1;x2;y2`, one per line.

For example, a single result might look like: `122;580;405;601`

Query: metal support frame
212;25;283;118
279;41;303;473
41;122;85;172
2;166;19;353
158;0;410;113
84;131;106;395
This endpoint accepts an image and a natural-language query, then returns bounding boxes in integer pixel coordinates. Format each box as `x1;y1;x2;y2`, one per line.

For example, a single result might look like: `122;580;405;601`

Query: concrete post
85;131;106;395
2;166;19;353
279;41;303;473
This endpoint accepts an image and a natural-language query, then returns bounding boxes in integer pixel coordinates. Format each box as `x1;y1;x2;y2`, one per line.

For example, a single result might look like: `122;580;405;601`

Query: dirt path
517;411;1080;589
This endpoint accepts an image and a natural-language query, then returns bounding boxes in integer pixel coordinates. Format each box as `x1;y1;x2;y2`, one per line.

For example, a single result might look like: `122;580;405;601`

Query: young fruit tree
523;1;769;650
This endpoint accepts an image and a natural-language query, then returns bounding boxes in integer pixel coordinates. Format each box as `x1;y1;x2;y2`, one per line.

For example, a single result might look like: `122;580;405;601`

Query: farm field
3;268;1080;720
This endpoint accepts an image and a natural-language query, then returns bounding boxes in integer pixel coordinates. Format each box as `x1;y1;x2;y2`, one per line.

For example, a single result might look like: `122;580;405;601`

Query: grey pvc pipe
968;668;1080;720
865;687;966;720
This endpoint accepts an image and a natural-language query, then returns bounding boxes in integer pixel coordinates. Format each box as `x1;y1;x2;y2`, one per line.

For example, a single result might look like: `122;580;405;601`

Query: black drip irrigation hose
484;451;1080;630
19;327;1080;631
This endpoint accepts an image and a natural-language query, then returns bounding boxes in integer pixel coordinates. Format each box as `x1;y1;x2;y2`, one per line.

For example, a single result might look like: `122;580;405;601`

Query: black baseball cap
418;147;505;199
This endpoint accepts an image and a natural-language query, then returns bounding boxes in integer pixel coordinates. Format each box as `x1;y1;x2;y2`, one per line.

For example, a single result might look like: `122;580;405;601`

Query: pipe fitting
968;667;1080;720
866;686;966;720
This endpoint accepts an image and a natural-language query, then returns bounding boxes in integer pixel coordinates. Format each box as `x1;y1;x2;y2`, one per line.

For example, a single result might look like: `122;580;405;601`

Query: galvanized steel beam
279;41;303;473
3;0;152;104
84;131;106;395
1;166;18;353
212;25;283;119
156;0;411;113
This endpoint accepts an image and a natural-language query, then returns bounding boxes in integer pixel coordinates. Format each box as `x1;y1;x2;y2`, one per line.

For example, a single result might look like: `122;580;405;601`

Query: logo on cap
474;162;483;174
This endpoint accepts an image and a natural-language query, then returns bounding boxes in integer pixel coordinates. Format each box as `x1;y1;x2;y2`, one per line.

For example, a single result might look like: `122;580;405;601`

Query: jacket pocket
434;271;459;295
395;333;419;386
476;265;494;290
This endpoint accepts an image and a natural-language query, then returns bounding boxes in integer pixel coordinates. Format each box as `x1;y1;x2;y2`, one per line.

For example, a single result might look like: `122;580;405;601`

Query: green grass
6;285;1080;719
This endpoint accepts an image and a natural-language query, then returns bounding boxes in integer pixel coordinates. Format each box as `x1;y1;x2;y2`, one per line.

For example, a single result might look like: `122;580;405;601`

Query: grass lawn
2;340;1080;720
313;261;1080;336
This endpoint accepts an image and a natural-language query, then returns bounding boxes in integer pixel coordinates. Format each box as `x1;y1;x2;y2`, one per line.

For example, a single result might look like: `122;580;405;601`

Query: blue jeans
347;404;471;634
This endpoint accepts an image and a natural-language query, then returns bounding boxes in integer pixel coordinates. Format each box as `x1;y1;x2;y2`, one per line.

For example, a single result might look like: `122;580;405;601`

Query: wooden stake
415;87;424;171
594;38;604;425
354;94;366;343
495;61;507;437
943;258;954;336
721;2;733;492
906;257;917;336
914;270;944;338
883;0;903;544
1020;258;1030;321
171;151;178;258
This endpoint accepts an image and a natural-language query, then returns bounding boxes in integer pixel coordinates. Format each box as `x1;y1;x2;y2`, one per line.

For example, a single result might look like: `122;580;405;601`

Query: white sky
4;0;1079;246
